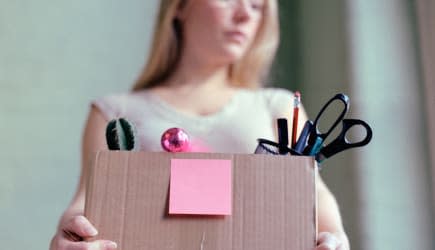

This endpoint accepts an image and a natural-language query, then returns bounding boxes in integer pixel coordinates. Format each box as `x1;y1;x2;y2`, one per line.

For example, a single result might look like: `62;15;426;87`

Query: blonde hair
132;0;279;91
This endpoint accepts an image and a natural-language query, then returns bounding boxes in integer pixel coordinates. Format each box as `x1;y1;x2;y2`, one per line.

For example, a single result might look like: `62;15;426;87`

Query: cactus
105;118;136;150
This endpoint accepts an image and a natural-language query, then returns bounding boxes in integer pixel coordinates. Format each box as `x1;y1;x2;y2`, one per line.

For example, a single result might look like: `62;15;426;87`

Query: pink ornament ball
161;128;191;152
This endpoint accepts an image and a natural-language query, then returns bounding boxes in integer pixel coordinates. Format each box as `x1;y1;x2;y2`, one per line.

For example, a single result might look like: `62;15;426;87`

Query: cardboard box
85;151;317;249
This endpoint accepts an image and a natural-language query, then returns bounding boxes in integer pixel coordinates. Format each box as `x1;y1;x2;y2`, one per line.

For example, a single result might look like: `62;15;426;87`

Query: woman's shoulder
239;86;294;98
91;90;147;104
259;86;294;98
243;87;294;105
254;87;296;116
90;90;151;121
236;87;295;117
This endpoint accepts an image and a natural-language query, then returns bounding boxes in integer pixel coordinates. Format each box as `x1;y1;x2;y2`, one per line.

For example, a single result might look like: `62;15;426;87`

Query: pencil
291;91;301;148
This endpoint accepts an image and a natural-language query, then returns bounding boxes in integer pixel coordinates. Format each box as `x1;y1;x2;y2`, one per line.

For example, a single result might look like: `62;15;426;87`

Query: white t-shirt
91;87;295;153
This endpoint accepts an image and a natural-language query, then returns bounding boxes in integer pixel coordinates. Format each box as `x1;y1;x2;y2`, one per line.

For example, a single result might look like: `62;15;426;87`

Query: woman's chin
214;48;248;65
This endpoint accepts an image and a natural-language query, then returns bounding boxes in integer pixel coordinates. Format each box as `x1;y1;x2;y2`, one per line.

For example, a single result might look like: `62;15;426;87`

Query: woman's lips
225;31;247;44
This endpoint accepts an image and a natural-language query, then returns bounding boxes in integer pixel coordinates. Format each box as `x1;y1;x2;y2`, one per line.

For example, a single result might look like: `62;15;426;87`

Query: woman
50;0;350;249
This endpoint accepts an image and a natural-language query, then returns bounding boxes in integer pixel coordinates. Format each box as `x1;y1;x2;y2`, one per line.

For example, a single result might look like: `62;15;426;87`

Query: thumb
64;215;98;238
316;232;341;250
87;240;118;250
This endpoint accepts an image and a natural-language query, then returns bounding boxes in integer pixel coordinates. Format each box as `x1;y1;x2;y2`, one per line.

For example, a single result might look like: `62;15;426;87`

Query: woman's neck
164;53;234;93
149;56;239;116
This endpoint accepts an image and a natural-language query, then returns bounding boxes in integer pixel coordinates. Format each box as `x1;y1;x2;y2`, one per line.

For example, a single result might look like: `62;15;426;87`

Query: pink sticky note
169;159;232;215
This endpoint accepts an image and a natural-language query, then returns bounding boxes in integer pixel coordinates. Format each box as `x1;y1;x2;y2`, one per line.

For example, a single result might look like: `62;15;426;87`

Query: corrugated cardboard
85;151;317;249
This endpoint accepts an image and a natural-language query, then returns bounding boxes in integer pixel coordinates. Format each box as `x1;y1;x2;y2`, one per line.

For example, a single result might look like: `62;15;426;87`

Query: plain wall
276;1;434;249
0;1;158;249
347;0;434;249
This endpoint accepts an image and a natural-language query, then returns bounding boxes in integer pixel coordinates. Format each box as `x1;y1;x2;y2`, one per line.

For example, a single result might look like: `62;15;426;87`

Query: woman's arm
50;106;118;250
316;176;350;250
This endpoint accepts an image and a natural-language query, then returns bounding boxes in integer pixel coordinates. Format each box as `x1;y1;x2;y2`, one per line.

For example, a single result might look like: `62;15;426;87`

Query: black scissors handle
316;119;373;162
305;93;350;155
308;93;350;143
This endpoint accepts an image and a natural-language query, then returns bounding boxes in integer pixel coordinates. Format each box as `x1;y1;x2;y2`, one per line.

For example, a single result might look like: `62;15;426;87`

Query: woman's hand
315;231;350;250
50;215;117;250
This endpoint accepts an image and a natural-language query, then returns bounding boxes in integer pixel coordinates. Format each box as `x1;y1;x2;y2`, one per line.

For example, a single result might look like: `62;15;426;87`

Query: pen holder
254;138;301;156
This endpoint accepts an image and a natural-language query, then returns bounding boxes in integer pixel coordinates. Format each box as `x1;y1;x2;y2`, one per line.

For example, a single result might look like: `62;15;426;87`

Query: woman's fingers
50;215;117;250
52;231;117;250
64;215;98;239
61;238;117;250
316;232;342;250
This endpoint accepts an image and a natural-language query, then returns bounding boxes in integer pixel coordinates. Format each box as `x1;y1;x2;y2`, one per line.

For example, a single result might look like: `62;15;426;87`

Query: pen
291;91;301;148
294;120;313;154
277;118;289;154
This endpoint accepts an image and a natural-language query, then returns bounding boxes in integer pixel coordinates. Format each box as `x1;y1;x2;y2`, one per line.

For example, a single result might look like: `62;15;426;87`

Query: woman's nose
233;0;252;23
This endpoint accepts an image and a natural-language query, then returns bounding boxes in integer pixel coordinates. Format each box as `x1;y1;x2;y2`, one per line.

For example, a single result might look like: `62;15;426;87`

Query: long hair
132;0;279;91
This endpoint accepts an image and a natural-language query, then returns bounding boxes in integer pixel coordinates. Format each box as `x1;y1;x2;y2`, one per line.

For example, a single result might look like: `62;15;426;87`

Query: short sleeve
90;93;129;121
261;87;309;137
261;87;295;118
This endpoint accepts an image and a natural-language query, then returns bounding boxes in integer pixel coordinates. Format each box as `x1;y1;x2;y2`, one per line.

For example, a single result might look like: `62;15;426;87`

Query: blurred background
0;0;434;249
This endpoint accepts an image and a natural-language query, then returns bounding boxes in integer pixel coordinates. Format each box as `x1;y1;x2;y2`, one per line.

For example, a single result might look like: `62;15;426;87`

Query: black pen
294;120;313;154
277;118;289;155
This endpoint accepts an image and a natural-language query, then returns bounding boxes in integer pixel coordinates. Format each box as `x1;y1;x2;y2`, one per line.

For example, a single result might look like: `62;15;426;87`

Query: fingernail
85;226;98;236
105;241;118;249
326;241;338;249
326;243;335;249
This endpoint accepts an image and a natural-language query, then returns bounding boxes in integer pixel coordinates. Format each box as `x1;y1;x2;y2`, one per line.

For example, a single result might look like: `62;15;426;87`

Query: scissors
315;118;372;162
301;93;373;162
